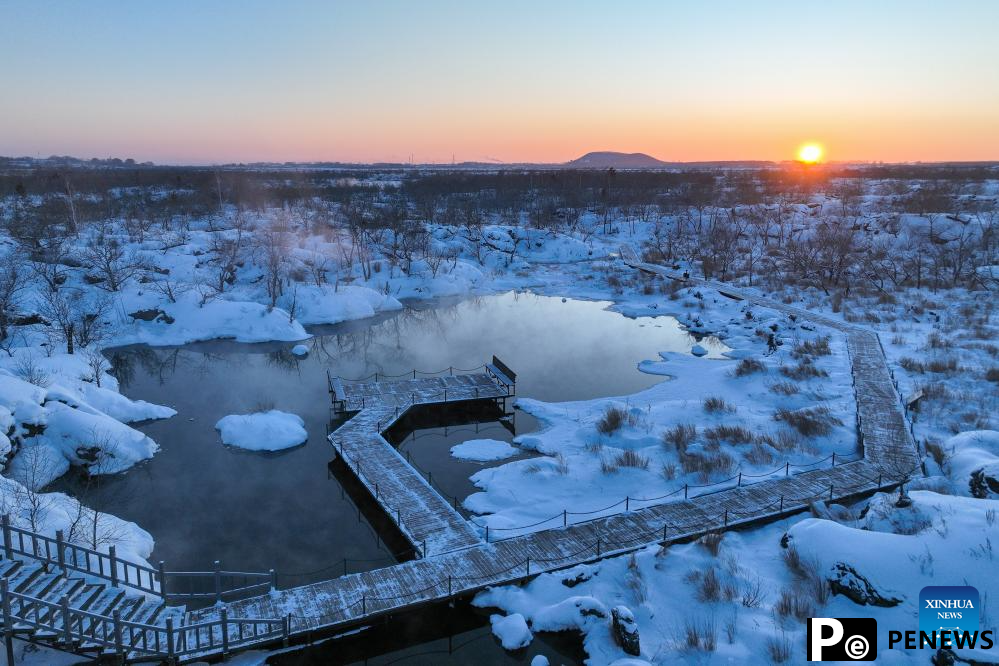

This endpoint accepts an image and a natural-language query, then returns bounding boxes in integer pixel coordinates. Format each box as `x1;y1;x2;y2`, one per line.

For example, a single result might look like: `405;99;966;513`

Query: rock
828;562;902;607
129;308;175;324
690;344;708;357
490;613;532;650
611;605;641;656
970;468;999;499
291;344;309;357
561;570;593;588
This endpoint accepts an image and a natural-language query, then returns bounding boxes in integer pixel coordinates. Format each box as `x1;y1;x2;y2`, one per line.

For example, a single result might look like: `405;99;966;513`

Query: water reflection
53;291;724;586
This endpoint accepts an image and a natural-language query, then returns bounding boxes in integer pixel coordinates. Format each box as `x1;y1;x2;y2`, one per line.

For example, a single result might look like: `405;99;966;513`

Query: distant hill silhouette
565;151;668;168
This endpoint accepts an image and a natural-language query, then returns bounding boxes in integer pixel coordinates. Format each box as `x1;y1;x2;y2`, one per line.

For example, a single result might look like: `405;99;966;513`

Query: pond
50;290;725;660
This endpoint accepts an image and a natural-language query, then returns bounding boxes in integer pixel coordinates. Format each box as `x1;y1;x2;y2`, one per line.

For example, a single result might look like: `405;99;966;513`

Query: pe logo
920;586;979;644
807;618;877;661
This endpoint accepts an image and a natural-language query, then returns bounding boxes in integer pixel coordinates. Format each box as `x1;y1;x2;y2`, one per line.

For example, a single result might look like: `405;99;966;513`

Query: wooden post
829;484;834;500
526;557;530;575
61;594;72;646
1;515;11;559
109;545;119;588
724;510;728;527
113;608;124;657
1;579;13;666
56;529;66;573
362;594;366;614
625;496;630;511
831;452;836;467
421;540;427;558
737;472;742;487
214;560;222;604
159;561;168;600
270;569;277;592
779;495;784;512
283;614;291;647
684;484;688;499
878;472;882;488
785;462;790;476
220;606;230;655
596;538;601;557
563;510;567;527
485;526;490;542
663;524;667;543
166;617;176;658
343;558;347;577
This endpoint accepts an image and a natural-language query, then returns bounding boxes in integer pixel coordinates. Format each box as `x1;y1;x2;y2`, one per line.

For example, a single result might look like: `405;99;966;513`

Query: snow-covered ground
1;170;997;663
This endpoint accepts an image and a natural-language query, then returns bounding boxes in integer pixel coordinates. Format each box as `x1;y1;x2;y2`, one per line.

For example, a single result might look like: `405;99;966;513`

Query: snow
477;490;999;663
279;284;402;326
450;439;518;462
290;344;309;357
490;612;533;650
115;291;309;346
943;430;999;497
215;410;308;451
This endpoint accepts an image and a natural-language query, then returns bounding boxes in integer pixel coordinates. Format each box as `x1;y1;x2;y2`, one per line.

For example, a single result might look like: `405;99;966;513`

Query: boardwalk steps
3;257;921;662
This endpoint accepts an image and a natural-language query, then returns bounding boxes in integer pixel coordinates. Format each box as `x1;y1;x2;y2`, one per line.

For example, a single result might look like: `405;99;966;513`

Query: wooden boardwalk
327;369;514;555
182;253;920;660
3;257;921;663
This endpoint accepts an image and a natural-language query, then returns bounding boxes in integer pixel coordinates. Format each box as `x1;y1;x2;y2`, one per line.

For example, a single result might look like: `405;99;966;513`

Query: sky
2;0;998;165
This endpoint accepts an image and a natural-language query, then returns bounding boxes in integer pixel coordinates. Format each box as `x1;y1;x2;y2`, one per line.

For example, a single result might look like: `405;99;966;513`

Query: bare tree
0;250;27;344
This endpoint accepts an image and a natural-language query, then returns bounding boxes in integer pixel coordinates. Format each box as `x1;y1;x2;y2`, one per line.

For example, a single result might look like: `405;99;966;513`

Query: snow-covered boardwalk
328;368;515;555
181;255;920;660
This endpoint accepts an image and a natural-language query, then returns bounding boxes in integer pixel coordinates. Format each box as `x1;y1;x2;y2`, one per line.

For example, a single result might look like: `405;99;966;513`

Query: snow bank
450;439;518;462
278;284;402;326
116;291;309;346
946;430;999;497
215;410;308;451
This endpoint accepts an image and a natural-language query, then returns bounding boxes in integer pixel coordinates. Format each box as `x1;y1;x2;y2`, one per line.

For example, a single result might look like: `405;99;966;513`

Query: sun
797;143;823;164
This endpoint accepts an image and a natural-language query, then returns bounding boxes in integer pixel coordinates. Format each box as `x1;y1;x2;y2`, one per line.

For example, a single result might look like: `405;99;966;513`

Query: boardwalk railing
2;515;274;604
0;578;286;661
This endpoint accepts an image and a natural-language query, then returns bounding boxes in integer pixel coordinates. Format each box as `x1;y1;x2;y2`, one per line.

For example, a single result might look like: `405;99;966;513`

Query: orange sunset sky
2;1;998;164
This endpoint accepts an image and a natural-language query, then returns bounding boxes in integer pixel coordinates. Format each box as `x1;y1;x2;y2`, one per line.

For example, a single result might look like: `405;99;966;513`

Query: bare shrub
554;453;570;475
792;336;831;358
662;461;678;480
681;451;736;482
899;357;925;373
682;616;718;652
744;442;775;466
614;449;650;470
703;396;733;413
734;358;765;376
663;423;696;454
768;380;799;396
704;424;753;446
741;577;765;608
774;588;814;624
766;634;792;663
780;359;828;380
14;355;51;387
774;406;841;437
597;406;636;435
925;440;950;468
599;457;618;474
926;357;958;373
700;532;724;556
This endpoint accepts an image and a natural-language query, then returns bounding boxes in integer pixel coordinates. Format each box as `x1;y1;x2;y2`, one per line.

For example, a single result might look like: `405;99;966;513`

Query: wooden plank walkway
182;251;921;660
327;371;512;556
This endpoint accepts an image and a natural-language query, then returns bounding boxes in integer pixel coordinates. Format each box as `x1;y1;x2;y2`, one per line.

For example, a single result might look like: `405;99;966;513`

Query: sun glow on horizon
797;143;824;164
